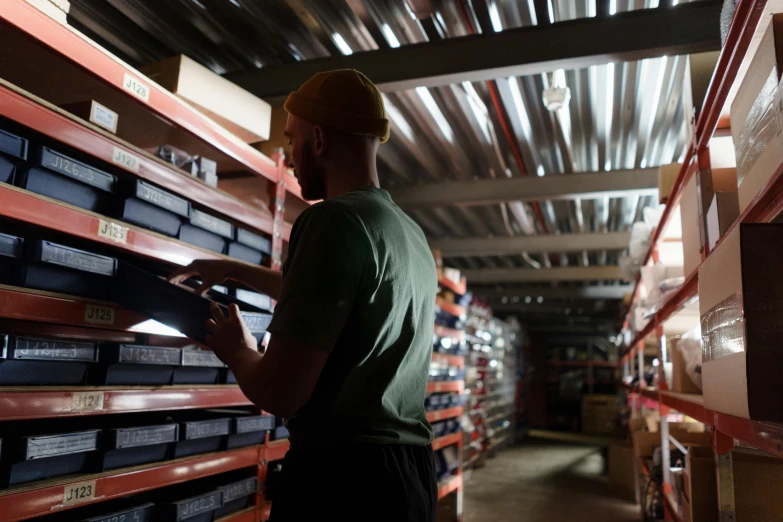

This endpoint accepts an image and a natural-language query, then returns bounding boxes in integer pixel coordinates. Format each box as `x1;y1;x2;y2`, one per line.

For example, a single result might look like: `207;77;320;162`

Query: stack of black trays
19;145;117;214
0;335;98;385
174;349;224;385
96;343;181;385
15;239;117;300
213;476;258;517
0;128;28;184
0;232;23;284
0;427;101;486
119;179;189;237
201;409;274;450
180;208;234;254
227;228;271;265
101;420;179;471
171;414;232;459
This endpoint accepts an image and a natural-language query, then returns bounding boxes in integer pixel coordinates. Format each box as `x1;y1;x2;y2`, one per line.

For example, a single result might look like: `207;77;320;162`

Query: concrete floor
463;443;639;522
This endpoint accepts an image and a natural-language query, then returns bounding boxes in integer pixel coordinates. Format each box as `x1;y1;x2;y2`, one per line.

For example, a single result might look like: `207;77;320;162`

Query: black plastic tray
226;242;263;265
190;208;234;239
112;262;272;343
120;197;182;237
178;224;226;254
30;240;117;276
67;501;155;522
19;167;113;213
236;229;271;255
125;179;189;218
30;145;116;193
0;128;28;160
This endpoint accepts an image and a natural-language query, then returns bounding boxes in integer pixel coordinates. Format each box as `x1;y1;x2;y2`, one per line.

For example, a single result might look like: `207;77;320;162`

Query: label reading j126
98;219;129;245
40;242;116;276
176;492;221;520
122;73;150;102
72;391;104;412
62;480;97;506
115;424;178;449
112;146;140;173
85;304;115;325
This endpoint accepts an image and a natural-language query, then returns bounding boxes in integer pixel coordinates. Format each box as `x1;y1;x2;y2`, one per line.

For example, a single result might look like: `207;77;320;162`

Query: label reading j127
98;219;128;245
176;492;221;520
112;146;140;173
85;304;115;325
62;480;97;507
122;73;150;102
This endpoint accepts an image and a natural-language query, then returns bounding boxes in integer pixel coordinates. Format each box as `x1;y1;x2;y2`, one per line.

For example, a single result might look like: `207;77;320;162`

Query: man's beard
297;145;327;201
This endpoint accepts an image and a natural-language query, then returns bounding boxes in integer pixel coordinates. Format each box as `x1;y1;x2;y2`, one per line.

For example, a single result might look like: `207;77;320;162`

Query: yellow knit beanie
284;69;390;143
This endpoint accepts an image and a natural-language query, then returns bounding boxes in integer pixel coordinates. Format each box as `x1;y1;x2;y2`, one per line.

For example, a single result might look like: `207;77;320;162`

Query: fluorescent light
332;33;353;55
641;158;647;169
605;62;615;171
191;0;206;9
416;87;454;142
488;1;503;32
651;0;660;7
228;0;241;6
382;24;401;48
609;0;617;15
589;0;597;17
463;82;491;142
536;165;545;176
527;0;538;24
508;78;534;142
547;0;555;23
382;95;414;141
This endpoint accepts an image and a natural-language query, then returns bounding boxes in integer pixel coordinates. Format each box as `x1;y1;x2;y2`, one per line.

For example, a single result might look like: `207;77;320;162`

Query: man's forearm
225;348;281;414
228;264;284;299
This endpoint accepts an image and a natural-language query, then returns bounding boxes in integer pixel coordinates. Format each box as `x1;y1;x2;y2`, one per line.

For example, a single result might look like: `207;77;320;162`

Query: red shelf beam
0;446;260;522
427;381;464;394
0;386;251;420
437;473;463;500
431;353;466;369
0;83;278;238
436;296;466;317
261;440;290;462
217;508;258;522
0;185;225;266
432;432;462;452
0;0;302;199
438;274;467;295
260;503;272;522
427;406;464;423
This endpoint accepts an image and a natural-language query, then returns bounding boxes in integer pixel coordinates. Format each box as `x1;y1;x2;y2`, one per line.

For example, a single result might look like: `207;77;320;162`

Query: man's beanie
284;69;390;143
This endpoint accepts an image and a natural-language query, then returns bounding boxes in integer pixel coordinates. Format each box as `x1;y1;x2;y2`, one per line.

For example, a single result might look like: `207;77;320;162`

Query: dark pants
269;443;437;522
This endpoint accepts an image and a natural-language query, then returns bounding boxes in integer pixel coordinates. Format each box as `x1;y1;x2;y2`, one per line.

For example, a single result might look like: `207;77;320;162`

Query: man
170;69;438;521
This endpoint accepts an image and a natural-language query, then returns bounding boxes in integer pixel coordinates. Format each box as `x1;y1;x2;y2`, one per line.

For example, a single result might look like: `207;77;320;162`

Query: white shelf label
98;219;128;245
62;480;97;506
72;391;104;412
111;146;139;173
84;304;115;325
122;73;150;102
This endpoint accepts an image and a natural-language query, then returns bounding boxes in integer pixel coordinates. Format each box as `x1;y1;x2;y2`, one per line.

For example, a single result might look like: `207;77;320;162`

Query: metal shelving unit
620;2;783;521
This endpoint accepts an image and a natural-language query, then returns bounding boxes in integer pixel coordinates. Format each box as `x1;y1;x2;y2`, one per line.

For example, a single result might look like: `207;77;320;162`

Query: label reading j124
72;391;104;412
85;304;115;325
112;146;140;173
98;219;128;245
62;480;97;506
122;73;150;102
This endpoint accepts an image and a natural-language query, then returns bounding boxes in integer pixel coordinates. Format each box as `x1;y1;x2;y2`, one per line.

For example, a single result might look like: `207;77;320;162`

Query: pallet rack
619;1;783;520
0;1;307;520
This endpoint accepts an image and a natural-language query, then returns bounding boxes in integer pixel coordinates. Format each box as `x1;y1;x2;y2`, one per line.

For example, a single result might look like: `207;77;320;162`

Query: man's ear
312;125;328;157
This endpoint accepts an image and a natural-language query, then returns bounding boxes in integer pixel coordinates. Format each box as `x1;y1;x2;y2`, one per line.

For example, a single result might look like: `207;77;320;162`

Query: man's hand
169;259;238;295
204;302;258;367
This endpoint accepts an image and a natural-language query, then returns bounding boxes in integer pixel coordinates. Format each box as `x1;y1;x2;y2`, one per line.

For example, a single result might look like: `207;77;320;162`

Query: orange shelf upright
431;432;462;452
437;473;463;500
436;296;466;317
427;381;465;394
0;83;277;237
261;440;290;462
0;386;251;421
0;446;260;522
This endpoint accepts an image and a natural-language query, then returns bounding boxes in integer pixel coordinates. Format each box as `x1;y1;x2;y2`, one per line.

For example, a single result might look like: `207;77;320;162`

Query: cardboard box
671;336;702;394
680;174;702;277
582;394;618;435
61;100;119;134
706;192;740;250
632;428;711;458
734;450;783;522
609;440;636;501
700;223;783;421
731;14;783;213
141;55;272;144
686;446;718;522
658;163;682;204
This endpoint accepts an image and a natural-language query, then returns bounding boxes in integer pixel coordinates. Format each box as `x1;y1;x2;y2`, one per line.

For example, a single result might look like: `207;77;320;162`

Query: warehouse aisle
463;443;638;522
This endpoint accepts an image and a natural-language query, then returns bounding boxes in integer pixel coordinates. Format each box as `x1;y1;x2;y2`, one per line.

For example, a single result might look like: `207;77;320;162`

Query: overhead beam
430;232;630;257
226;2;721;101
471;284;632;300
462;266;623;284
388;168;657;207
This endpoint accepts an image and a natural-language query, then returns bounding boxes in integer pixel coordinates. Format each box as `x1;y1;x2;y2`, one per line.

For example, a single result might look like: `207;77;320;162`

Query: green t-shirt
266;186;436;446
